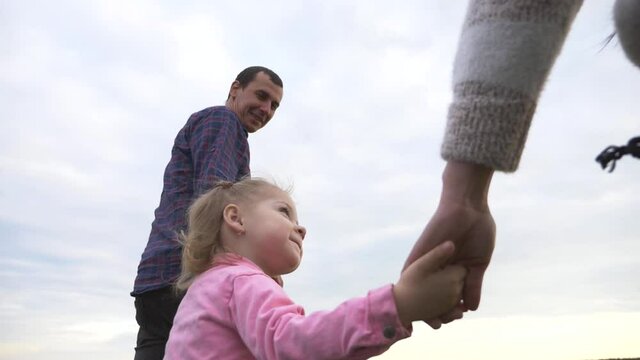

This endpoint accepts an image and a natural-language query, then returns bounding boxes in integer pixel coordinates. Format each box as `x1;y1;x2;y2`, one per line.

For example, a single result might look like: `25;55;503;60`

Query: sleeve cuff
368;284;412;342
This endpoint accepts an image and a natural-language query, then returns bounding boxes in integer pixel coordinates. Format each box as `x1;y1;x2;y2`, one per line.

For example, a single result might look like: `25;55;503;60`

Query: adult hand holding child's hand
403;161;496;328
393;241;467;328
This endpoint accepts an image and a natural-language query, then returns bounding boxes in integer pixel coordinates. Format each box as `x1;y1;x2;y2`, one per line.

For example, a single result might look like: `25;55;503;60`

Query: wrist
392;284;412;328
441;161;494;208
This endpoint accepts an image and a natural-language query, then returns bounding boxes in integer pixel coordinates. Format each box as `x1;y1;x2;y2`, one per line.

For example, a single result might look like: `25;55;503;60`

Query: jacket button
383;326;396;339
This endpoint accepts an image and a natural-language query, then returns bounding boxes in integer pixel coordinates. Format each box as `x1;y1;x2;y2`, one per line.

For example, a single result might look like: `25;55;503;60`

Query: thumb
404;241;455;276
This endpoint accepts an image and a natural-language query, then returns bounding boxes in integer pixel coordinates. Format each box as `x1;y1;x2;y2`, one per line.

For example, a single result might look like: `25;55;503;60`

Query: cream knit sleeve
441;0;583;172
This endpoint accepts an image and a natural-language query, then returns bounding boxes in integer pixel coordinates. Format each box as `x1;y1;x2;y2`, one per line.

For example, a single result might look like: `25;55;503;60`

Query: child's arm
228;242;463;360
230;276;407;359
394;241;467;327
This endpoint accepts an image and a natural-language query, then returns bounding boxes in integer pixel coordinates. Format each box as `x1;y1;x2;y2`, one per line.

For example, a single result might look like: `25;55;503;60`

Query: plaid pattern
132;106;250;295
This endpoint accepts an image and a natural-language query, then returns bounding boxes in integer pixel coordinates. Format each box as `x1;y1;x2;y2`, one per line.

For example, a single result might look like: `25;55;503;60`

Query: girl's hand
394;241;467;326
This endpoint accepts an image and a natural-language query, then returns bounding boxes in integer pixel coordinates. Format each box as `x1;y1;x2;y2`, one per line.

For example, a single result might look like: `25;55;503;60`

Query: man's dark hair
235;66;283;88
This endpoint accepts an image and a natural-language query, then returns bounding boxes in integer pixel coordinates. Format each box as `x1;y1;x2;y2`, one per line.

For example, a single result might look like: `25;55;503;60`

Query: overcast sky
1;1;639;359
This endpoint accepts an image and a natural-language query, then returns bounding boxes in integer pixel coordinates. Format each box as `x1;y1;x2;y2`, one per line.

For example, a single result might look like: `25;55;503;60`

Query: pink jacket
164;254;411;360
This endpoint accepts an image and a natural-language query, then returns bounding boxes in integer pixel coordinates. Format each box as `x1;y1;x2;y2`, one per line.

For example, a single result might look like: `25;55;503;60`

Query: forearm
442;0;583;172
440;161;493;209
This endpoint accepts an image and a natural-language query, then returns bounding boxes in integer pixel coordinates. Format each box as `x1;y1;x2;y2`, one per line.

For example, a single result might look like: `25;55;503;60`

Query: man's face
227;71;283;133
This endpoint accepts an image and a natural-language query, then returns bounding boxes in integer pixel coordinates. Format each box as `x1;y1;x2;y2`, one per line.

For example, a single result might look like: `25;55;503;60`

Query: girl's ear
223;204;245;234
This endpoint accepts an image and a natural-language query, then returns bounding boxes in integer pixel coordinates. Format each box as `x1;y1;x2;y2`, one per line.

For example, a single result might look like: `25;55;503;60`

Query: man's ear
228;80;241;100
223;203;244;234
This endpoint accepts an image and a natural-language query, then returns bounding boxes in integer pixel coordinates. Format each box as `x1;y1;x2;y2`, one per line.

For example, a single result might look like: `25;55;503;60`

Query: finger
404;241;456;276
402;219;451;271
440;304;465;324
462;266;486;311
425;319;442;329
442;264;468;280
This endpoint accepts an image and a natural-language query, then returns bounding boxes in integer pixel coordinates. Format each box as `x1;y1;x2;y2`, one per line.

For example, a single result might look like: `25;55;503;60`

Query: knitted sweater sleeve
441;0;583;172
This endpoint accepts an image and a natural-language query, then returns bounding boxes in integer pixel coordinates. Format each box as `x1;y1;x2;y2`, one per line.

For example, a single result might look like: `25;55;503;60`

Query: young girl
164;178;467;360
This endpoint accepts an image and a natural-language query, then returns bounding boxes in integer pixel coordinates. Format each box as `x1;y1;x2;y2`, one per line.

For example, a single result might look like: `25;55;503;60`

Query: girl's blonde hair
175;177;282;291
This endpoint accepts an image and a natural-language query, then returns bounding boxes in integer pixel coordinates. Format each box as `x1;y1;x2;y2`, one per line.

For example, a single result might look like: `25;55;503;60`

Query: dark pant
134;287;183;360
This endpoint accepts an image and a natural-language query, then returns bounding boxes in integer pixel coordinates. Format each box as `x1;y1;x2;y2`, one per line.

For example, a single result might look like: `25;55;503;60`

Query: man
132;66;283;359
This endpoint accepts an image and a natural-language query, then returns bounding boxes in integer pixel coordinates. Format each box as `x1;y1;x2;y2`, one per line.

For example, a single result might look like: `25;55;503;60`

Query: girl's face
239;187;306;277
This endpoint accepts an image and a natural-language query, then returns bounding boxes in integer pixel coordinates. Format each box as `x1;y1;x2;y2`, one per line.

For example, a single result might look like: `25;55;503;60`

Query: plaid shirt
132;106;250;295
